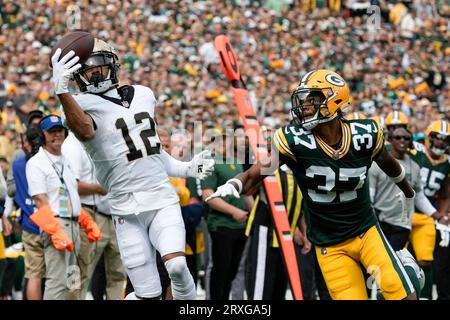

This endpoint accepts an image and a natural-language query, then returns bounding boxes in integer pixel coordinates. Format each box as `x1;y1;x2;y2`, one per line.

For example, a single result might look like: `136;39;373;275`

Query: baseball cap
39;115;64;132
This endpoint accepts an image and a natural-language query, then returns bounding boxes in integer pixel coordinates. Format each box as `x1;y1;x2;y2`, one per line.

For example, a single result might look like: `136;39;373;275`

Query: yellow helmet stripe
442;120;447;134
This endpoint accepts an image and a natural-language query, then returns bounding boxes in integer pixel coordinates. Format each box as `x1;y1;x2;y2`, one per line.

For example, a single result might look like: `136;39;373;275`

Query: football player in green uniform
407;120;450;299
207;69;423;300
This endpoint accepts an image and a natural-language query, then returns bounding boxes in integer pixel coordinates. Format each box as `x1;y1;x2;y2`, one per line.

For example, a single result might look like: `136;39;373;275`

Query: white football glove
435;221;450;247
397;191;415;225
205;179;242;202
186;150;215;180
51;48;81;95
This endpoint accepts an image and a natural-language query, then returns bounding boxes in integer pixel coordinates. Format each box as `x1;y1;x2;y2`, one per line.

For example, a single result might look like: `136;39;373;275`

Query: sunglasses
432;133;450;141
393;136;411;141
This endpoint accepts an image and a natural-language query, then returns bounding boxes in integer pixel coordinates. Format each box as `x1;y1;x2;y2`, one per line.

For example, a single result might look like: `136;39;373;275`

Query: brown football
49;31;95;67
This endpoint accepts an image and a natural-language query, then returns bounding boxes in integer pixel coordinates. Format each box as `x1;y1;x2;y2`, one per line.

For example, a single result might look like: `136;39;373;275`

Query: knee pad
164;256;196;300
165;256;187;280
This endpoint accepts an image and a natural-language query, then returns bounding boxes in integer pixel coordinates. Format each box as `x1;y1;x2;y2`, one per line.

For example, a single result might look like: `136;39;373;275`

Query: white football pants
112;203;192;298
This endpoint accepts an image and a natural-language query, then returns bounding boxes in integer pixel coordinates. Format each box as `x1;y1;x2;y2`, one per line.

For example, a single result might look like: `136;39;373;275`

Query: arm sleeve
26;160;48;197
415;189;436;216
160;150;189;177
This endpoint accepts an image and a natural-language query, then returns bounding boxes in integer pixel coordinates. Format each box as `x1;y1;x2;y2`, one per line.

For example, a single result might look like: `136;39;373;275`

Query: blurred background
0;0;448;164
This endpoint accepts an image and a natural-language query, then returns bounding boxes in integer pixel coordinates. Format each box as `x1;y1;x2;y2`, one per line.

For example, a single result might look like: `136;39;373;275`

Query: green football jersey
273;119;384;246
408;142;450;207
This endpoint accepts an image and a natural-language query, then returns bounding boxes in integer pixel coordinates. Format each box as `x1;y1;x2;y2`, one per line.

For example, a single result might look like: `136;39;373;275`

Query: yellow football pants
409;213;435;263
315;225;415;300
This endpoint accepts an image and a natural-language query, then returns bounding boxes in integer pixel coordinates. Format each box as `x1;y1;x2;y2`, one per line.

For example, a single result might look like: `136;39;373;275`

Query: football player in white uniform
50;39;214;300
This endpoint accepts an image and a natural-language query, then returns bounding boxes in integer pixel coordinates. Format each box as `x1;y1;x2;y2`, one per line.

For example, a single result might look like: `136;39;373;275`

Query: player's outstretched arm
51;49;95;141
160;150;215;180
205;149;280;202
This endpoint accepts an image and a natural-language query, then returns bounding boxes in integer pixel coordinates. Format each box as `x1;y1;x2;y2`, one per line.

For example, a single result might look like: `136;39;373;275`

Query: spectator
25;115;101;299
201;131;253;300
7;126;44;300
61;132;125;300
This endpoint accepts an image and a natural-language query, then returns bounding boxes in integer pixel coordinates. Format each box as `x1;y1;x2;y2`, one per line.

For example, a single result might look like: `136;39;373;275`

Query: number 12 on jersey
115;111;160;162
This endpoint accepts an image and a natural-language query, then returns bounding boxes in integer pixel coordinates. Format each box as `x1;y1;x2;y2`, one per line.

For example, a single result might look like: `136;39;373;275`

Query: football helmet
346;111;367;120
291;69;350;130
425;120;450;156
73;38;120;94
385;111;408;130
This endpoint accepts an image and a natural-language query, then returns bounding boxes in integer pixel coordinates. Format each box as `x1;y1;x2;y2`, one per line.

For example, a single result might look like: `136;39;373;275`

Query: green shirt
273;119;384;246
408;142;450;207
201;162;246;232
186;177;202;202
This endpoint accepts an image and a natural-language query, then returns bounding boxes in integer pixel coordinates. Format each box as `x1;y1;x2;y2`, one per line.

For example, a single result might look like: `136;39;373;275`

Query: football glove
186;150;215;180
435;221;450;247
205;179;242;202
51;48;81;95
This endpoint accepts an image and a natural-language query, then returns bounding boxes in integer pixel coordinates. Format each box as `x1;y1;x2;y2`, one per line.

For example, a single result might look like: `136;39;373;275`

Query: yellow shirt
168;177;190;207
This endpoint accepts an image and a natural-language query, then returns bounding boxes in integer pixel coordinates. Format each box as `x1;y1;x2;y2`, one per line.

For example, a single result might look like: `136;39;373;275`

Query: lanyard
43;149;66;186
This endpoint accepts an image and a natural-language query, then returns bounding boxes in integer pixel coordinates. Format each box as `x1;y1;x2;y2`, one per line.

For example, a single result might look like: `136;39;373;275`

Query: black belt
55;215;78;222
82;203;108;216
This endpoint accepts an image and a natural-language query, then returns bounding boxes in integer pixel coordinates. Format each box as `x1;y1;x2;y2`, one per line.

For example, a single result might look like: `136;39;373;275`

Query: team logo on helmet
325;74;345;87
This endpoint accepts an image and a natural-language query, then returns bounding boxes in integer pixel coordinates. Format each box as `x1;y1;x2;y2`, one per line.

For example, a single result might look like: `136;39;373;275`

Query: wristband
391;165;405;184
227;178;243;194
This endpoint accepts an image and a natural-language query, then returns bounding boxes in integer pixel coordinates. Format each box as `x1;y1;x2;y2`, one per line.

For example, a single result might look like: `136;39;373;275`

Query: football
49;31;95;67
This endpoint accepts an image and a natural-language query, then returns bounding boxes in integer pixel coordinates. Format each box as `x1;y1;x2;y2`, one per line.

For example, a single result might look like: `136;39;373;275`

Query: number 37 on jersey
273;119;384;204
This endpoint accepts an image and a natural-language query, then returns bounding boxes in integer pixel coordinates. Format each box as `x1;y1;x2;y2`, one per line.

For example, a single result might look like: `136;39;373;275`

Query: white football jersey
72;85;178;215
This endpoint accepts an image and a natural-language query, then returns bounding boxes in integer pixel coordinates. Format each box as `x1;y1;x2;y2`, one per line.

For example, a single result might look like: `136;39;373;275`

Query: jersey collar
424;146;447;165
94;85;135;108
315;121;351;160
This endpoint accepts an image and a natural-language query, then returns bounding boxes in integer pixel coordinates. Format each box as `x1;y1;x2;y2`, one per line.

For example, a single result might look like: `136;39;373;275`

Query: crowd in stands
0;0;448;299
